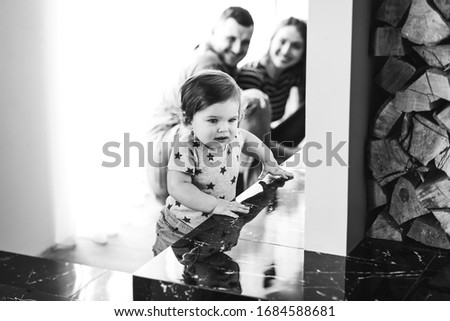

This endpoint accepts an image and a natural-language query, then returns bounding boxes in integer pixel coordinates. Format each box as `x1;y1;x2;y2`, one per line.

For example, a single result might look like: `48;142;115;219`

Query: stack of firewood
367;0;450;249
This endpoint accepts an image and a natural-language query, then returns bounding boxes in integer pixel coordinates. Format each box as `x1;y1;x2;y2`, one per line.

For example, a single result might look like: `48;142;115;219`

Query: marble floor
3;158;450;300
1;237;450;301
2;160;450;300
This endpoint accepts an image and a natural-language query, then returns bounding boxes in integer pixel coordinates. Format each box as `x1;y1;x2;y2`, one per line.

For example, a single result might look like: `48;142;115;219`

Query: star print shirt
164;129;244;229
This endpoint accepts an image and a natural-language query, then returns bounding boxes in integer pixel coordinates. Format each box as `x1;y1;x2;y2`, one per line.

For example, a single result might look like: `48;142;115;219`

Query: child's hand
259;163;294;180
212;199;250;218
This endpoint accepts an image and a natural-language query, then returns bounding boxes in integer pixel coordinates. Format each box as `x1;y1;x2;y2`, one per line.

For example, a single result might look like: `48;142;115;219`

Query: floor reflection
134;163;306;300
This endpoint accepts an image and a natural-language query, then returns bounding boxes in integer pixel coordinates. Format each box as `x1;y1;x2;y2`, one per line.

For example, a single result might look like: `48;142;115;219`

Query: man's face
210;18;253;68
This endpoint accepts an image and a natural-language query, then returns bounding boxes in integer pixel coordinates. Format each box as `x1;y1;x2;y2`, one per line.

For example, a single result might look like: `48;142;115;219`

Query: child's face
189;98;240;147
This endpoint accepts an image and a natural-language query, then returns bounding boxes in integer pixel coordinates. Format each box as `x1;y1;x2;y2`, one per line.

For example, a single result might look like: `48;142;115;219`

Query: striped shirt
237;60;303;122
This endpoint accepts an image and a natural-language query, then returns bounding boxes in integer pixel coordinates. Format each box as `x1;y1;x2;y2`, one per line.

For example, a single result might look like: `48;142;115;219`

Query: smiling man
147;7;256;203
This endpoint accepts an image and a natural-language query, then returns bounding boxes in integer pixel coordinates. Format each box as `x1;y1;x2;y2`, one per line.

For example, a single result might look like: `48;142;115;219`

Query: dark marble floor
346;238;450;300
0;250;133;301
1;237;449;301
133;237;450;301
2;156;449;300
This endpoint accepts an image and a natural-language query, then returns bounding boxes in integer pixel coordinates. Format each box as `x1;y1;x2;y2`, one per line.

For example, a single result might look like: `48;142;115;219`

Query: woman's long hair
263;17;307;89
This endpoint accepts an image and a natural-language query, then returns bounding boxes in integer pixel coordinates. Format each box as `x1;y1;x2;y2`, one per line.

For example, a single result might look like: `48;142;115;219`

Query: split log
368;139;412;186
366;206;402;241
408;69;437;96
426;68;450;101
400;113;413;150
407;215;450;249
367;178;388;210
431;209;450;237
393;69;450;112
433;0;450;20
394;89;440;113
405;114;449;166
434;102;450;132
372;98;403;138
435;148;450;177
368;0;450;251
401;0;450;46
373;27;405;56
417;171;450;208
389;177;428;224
374;57;416;93
413;45;450;69
376;0;412;27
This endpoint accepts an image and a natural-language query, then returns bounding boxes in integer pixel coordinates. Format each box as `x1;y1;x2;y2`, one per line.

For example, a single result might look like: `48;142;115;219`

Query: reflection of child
152;70;293;255
182;252;242;295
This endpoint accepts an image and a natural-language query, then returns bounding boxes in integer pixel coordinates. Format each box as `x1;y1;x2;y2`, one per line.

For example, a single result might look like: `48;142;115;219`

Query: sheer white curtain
47;0;308;244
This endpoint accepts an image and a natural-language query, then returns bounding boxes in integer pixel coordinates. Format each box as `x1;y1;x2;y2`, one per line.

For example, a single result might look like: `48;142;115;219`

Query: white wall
0;0;56;255
304;0;353;256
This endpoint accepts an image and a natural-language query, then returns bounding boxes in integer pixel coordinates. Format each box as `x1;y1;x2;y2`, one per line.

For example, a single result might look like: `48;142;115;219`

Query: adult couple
147;6;306;203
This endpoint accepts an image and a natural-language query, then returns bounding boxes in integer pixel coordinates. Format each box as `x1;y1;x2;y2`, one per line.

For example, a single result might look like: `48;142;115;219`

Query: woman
238;17;307;163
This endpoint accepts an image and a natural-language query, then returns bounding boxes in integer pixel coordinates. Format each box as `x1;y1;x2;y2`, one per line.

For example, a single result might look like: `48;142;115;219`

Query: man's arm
240;129;293;180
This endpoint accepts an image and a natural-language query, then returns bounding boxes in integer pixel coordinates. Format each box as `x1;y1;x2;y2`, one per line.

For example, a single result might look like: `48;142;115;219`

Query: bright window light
47;0;308;241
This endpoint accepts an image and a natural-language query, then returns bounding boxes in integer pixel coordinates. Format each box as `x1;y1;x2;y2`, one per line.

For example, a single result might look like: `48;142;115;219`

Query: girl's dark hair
180;70;241;125
264;17;307;87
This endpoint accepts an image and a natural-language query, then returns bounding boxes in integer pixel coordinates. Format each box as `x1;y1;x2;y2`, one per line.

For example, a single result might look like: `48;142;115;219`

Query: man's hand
241;88;269;116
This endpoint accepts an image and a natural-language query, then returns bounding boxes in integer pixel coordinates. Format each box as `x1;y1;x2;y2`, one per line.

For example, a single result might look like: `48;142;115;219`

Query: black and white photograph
1;0;450;317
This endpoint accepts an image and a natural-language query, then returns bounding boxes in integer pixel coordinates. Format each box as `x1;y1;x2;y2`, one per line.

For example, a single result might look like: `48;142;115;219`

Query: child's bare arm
167;170;249;217
240;129;294;180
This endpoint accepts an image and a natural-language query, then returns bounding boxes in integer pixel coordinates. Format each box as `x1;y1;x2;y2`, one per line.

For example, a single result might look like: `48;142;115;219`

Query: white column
0;0;56;255
304;0;353;256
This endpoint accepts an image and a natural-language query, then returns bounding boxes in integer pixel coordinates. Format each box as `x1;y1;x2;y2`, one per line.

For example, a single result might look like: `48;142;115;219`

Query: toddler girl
153;70;293;255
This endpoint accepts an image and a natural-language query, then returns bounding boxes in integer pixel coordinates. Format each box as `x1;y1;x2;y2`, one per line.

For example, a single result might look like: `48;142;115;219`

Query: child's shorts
152;208;194;256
